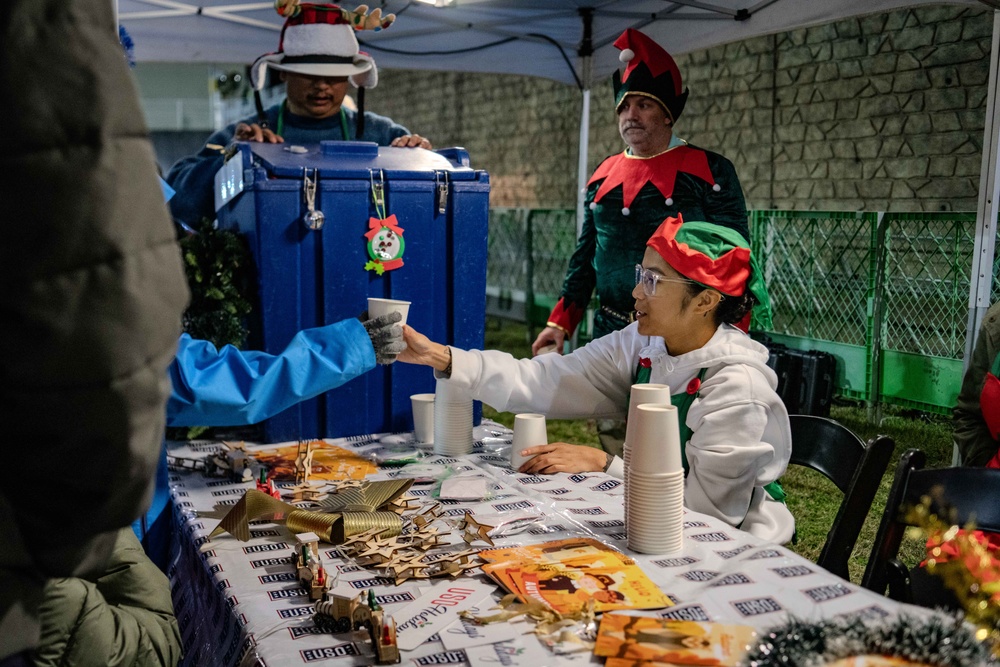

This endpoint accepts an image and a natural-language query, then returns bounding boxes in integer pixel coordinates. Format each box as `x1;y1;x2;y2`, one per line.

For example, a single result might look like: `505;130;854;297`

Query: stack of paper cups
623;384;671;518
511;414;546;469
433;377;473;455
625;404;685;554
623;384;672;471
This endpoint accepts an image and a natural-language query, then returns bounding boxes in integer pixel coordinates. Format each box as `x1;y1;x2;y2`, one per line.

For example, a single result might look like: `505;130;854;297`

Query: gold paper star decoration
461;512;496;546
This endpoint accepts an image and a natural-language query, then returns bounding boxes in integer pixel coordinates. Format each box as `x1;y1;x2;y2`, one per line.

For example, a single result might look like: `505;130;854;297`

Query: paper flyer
439;613;527;651
393;580;495;651
253;441;377;481
504;562;670;614
595;614;756;666
479;537;669;614
478;536;634;566
463;637;552;666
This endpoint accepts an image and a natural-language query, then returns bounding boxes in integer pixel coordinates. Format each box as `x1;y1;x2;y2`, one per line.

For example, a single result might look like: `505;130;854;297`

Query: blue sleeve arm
167;319;376;427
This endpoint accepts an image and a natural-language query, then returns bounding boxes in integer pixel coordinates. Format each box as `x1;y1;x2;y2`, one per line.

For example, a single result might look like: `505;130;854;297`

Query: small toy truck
291;532;329;601
314;590;400;664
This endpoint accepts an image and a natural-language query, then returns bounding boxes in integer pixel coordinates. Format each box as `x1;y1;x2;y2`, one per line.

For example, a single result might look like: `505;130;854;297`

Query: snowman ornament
364;215;405;275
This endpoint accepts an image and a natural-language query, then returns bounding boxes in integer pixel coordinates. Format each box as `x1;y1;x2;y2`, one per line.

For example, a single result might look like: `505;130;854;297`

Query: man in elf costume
167;1;431;227
532;28;748;456
533;28;747;349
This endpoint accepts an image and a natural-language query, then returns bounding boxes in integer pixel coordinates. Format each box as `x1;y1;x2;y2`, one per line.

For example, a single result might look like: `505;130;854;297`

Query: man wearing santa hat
167;2;431;227
532;28;749;457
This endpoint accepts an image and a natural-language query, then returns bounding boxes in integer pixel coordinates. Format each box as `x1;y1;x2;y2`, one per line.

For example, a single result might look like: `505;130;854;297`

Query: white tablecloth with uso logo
165;422;922;667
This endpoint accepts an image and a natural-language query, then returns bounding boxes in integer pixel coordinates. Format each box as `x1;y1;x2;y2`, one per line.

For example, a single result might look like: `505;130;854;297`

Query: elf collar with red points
587;145;719;212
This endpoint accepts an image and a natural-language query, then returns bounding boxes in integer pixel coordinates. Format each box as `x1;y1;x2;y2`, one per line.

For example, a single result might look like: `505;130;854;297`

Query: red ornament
686;377;701;394
639;357;652;369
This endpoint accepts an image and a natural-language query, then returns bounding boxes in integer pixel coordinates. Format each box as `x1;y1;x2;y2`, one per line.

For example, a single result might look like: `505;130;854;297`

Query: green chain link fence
487;207;998;416
487;208;591;341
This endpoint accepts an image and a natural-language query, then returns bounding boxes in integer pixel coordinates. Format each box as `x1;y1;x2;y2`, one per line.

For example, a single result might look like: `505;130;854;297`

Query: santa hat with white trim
250;2;394;92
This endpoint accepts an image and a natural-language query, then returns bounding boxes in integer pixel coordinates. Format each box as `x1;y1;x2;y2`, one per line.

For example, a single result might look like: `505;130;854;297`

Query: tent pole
959;8;1000;465
575;7;594;238
576;78;591;238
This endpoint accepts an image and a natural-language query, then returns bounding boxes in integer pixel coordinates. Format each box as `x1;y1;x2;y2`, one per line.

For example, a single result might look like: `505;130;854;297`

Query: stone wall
367;4;992;212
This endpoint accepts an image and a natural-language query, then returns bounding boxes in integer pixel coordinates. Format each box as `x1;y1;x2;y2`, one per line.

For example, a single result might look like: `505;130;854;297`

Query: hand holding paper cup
367;297;411;327
410;393;434;444
511;413;547;469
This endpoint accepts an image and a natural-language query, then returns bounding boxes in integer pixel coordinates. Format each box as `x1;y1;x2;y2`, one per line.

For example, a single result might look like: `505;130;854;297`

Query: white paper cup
410;393;435;444
627;469;685;480
628;538;683;555
511;413;547;469
628;505;684;520
368;297;411;326
630;404;683;473
627;477;685;491
624;383;671;469
433;378;473;455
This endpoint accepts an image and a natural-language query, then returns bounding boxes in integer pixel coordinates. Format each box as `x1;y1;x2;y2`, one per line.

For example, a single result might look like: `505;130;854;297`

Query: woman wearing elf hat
166;1;432;227
400;215;794;543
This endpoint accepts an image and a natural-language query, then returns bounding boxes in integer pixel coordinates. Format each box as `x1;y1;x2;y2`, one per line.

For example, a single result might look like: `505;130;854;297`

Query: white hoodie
446;322;795;544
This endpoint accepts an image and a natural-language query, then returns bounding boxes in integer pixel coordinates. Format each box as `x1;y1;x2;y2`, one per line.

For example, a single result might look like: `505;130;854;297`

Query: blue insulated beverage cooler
215;141;489;441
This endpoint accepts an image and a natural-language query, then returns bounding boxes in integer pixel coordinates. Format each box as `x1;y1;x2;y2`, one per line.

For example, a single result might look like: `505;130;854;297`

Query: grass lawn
482;316;955;584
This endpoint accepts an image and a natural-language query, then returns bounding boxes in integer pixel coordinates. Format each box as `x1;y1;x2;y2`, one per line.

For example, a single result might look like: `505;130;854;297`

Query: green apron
632;358;786;502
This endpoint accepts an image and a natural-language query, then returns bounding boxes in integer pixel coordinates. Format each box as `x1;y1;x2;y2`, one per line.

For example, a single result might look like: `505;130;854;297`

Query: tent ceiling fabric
120;0;985;86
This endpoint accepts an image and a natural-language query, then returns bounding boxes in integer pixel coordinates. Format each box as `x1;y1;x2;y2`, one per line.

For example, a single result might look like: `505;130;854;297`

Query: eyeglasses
635;264;694;297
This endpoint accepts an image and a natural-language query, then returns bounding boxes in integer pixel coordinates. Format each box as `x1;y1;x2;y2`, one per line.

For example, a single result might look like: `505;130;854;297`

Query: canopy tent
120;0;1000;361
121;0;987;85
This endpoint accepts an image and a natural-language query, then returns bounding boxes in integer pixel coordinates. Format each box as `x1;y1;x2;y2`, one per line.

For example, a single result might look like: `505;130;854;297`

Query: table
165;423;918;667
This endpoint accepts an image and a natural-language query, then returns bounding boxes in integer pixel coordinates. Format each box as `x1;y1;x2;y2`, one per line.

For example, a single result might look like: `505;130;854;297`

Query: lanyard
276;102;350;140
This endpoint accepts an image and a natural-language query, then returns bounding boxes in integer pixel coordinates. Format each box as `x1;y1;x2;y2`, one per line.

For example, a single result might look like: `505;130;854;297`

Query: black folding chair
787;415;895;581
861;449;1000;603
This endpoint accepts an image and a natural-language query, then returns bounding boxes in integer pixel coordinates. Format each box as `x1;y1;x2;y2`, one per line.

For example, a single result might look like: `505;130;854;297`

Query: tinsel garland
740;614;992;667
118;25;136;68
906;500;1000;650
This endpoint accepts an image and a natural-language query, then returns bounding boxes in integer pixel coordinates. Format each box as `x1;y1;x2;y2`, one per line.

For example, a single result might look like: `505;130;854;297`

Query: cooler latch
435;171;450;215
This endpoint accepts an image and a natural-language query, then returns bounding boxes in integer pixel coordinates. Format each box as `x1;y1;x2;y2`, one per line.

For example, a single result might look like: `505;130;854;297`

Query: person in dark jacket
0;0;190;663
166;2;432;227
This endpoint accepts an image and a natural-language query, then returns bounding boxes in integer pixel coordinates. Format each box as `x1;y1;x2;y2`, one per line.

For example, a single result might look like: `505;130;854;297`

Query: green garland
170;219;256;440
741;614;992;666
179;219;255;349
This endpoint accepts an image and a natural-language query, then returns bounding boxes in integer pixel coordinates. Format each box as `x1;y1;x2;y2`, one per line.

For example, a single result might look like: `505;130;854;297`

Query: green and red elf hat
646;215;772;330
613;28;689;123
